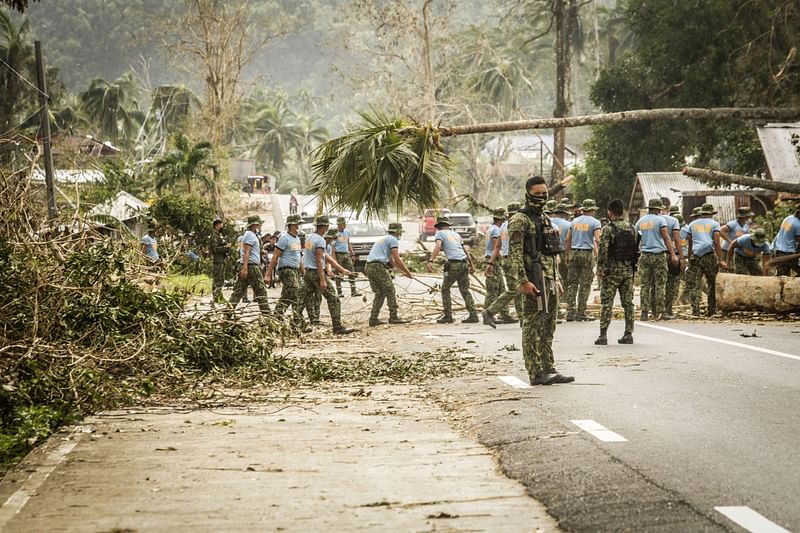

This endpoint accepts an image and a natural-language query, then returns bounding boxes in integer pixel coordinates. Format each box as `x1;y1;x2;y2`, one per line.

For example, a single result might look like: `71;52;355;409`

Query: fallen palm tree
311;107;800;215
683;167;800;194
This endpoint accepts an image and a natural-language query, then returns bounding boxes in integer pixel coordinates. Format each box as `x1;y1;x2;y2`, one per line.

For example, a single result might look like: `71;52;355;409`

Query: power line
0;55;49;99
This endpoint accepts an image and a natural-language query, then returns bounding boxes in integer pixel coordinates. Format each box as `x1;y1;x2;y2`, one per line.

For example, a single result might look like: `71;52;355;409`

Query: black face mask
525;192;548;209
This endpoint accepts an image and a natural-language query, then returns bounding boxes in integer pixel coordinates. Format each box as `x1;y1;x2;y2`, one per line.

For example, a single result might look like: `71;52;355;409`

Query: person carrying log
725;228;771;276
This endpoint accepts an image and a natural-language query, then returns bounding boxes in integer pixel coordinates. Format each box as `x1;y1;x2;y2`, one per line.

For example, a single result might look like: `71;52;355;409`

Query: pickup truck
419;208;450;241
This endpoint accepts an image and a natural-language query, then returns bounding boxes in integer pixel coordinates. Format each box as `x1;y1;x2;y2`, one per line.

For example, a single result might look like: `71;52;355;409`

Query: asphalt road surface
428;317;800;532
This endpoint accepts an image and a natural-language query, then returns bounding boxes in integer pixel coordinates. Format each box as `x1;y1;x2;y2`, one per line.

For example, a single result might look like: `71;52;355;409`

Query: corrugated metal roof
757;123;800;184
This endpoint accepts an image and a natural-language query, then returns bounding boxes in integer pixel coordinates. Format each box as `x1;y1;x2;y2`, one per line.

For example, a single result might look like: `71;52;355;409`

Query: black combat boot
388;316;409;324
333;325;356;335
482;310;496;329
462;313;479;324
618;331;634;344
436;315;454;324
594;329;608;345
640;310;649;321
368;318;386;327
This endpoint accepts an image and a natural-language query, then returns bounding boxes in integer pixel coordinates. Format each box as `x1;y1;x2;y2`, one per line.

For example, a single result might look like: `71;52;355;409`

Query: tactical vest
520;207;563;256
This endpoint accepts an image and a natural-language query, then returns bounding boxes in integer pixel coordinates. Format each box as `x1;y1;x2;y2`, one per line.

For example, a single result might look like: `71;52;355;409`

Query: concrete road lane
429;319;800;532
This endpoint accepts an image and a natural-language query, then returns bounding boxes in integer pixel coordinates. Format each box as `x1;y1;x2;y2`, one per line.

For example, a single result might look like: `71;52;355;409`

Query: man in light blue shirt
140;229;160;263
485;202;523;324
563;199;602;321
265;214;308;330
229;215;270;314
635;199;678;320
365;222;413;326
662;205;684;318
772;205;800;276
726;228;771;276
302;215;355;334
482;207;506;323
427;216;478;323
334;217;360;297
720;207;751;252
686;203;725;316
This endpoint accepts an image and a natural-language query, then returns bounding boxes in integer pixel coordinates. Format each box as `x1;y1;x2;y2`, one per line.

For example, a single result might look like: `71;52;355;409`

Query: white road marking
570;420;627;442
714;506;790;533
498;376;532;389
0;426;90;526
636;322;800;362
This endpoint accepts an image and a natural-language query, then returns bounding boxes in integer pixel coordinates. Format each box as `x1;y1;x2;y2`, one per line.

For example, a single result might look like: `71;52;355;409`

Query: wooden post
34;40;57;220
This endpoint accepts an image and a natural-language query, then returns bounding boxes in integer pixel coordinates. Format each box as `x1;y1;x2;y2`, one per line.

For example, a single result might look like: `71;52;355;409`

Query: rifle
524;232;550;314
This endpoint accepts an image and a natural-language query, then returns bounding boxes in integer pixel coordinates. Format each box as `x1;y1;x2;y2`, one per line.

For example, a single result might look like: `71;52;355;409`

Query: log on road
716;273;800;313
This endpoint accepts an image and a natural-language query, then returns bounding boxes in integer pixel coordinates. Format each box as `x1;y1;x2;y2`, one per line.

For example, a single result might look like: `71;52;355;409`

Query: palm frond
310;110;452;217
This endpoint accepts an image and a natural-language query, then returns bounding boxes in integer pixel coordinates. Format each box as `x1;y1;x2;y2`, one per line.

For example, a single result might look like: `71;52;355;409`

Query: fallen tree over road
717;273;800;313
683;167;800;194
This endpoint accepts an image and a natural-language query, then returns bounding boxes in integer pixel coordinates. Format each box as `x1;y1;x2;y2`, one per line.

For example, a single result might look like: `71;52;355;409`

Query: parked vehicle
449;212;478;246
419;208;450;241
348;220;388;271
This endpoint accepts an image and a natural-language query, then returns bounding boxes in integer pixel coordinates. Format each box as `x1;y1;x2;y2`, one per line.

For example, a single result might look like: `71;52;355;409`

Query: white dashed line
636;322;800;362
0;426;90;526
570;420;627;442
714;506;790;533
498;376;532;389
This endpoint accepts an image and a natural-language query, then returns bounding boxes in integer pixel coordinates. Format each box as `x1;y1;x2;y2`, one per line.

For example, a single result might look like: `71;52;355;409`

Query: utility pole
34;40;57;220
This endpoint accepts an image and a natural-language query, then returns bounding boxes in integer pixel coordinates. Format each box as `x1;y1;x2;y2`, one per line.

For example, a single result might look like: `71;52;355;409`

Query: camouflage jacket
597;219;635;274
508;209;559;285
212;231;229;262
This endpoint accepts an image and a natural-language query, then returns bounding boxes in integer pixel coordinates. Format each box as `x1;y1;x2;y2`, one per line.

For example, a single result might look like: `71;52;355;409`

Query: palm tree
149;85;200;135
153;133;213;195
0;9;35;134
251;100;304;172
79;71;143;145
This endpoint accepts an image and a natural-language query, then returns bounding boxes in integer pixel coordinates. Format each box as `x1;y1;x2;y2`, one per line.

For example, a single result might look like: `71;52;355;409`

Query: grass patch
163;273;213;295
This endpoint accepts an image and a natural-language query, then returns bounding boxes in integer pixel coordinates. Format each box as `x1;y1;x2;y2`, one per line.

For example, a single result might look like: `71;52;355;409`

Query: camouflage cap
668;205;680;215
285;214;302;225
737;206;753;218
388;222;403;233
324;228;338;239
315;214;330;226
554;203;571;214
648;198;664;209
492;207;507;219
690;206;702;217
434;215;452;228
700;203;717;215
246;215;263;226
507;201;522;214
581;199;598;211
751;227;767;245
336;216;347;224
544;200;557;213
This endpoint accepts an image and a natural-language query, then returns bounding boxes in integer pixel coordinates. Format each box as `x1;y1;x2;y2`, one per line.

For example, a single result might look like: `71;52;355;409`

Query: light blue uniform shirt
688;218;721;257
485;225;501;257
241;230;260;264
276;232;302;269
334;228;350;253
500;221;510;257
734;234;770;257
551;217;571;247
367;234;399;263
679;224;690;257
773;215;800;253
722;219;749;251
663;215;680;242
434;229;467;260
635;214;668;253
569;215;601;250
303;233;327;269
141;234;159;260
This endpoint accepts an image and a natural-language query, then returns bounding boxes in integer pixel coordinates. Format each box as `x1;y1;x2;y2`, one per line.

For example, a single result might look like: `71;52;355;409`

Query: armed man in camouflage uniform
365;222;413;326
563;199;601;321
302;215;355;334
482;207;506;320
595;199;637;345
686;203;726;316
265;214;309;331
211;218;231;304
229;215;271;314
509;176;573;385
427;215;479;323
333;217;361;297
635;199;678;321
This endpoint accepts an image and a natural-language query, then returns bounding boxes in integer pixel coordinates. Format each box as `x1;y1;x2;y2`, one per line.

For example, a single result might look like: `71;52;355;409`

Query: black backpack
608;222;639;263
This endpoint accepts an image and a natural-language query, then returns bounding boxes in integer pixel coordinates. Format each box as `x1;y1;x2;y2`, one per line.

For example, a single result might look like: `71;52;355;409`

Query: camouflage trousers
334;252;358;295
565;249;595;316
664;256;681;315
212;260;226;303
599;263;634;333
774;251;800;277
483;257;506;311
365;262;399;320
442;260;476;317
687;253;718;315
734;255;762;276
638;252;667;316
521;280;558;379
487;257;521;319
229;264;270;314
303;269;341;327
274;267;305;325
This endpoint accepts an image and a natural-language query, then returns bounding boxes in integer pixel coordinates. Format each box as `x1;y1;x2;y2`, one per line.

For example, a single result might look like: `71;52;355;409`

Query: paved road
428;318;800;532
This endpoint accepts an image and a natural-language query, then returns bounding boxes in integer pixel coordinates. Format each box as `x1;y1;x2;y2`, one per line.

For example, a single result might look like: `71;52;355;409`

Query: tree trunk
716;273;800;313
438;107;800;137
682;166;800;194
551;0;576;186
